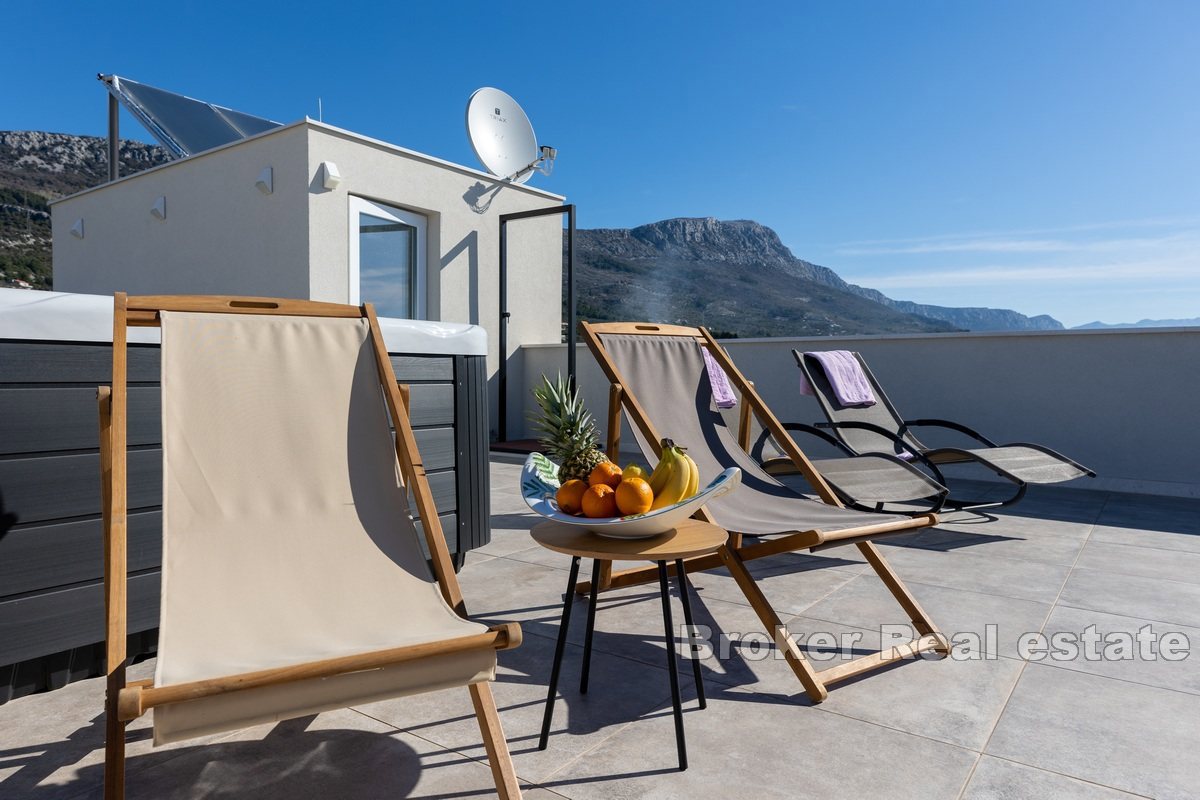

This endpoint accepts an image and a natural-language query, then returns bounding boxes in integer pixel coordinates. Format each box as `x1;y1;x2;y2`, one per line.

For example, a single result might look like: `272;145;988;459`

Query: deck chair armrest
751;422;856;463
903;418;998;447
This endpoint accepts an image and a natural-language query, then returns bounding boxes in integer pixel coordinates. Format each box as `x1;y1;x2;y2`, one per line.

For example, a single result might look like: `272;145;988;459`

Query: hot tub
0;288;491;703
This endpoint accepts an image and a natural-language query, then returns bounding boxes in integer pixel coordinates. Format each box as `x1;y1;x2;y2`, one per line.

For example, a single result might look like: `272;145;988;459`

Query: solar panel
101;75;284;158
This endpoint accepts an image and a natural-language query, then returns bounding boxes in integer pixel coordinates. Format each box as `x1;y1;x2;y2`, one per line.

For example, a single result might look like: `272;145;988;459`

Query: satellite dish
466;87;555;184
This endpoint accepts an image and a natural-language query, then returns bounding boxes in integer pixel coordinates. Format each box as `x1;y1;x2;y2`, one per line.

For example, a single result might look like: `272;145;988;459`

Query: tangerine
588;461;624;488
615;477;654;515
556;479;588;515
581;484;618;518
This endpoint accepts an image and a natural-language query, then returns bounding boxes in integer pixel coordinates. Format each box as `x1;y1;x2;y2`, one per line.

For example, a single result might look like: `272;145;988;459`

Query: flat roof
50;117;566;205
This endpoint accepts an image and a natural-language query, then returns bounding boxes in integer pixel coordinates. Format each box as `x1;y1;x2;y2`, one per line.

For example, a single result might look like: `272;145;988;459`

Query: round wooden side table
531;518;729;771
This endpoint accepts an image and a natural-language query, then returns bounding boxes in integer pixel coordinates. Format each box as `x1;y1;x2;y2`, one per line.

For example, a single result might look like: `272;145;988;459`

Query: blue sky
6;1;1197;326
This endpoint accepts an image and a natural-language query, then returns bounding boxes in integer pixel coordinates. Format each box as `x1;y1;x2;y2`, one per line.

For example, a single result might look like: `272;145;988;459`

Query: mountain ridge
575;217;1063;335
1074;318;1200;329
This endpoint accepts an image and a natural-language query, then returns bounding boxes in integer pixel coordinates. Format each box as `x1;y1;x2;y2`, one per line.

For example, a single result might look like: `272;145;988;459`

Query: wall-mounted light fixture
320;161;341;190
70;219;85;239
255;166;273;194
151;196;166;220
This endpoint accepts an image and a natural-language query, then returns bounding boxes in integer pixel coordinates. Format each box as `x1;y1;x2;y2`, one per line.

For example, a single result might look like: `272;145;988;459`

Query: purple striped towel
798;350;876;407
702;347;738;409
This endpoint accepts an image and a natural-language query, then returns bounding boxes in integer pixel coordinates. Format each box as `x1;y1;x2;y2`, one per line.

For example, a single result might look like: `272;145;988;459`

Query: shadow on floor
1;715;434;799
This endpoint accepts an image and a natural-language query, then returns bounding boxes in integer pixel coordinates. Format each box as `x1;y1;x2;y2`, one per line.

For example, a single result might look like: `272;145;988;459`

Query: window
348;197;427;319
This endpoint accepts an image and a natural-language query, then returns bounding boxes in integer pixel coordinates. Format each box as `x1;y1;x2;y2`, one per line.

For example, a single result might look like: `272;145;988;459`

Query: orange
615;477;654;515
556;479;588;515
581;484;619;518
588;461;624;488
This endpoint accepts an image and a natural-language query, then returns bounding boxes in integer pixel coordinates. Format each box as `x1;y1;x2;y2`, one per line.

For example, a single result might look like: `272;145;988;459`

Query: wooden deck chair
99;294;522;799
580;322;950;703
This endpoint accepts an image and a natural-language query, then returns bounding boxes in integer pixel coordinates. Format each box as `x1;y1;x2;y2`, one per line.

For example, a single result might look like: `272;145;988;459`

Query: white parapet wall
520;327;1200;498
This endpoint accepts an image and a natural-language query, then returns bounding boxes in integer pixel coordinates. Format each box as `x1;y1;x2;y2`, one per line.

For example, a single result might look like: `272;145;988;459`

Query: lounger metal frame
100;294;523;799
580;321;950;703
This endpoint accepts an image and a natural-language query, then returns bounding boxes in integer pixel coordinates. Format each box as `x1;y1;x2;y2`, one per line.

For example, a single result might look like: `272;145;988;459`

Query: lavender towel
798;350;877;407
702;347;738;408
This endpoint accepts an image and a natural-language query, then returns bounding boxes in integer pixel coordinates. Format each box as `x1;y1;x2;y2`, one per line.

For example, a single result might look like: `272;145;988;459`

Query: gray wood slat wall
0;340;490;703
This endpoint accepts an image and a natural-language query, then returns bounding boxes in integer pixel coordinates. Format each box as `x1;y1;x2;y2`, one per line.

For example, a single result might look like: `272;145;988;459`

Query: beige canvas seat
100;295;522;799
580;322;950;703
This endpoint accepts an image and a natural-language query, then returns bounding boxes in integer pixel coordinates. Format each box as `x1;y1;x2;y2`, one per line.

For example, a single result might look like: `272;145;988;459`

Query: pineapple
529;373;609;482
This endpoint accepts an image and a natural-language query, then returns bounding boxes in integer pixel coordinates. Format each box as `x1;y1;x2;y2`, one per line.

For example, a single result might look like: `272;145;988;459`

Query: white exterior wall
303;125;563;394
51;125;312;298
521;328;1200;498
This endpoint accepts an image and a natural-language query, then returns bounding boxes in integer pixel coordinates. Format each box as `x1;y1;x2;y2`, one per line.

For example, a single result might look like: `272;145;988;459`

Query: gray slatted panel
0;449;161;525
0;341;159;383
0;572;160;666
413;512;459;557
406;384;455;427
425;470;457;513
0;512;162;598
0;387;160;455
390;355;454;382
413;428;455;472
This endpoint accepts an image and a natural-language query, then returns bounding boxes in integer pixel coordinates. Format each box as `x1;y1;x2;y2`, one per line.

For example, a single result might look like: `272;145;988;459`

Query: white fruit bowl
521;452;740;539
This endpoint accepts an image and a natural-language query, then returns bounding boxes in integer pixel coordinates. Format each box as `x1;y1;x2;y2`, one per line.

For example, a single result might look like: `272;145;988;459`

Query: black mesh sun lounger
793;350;1096;509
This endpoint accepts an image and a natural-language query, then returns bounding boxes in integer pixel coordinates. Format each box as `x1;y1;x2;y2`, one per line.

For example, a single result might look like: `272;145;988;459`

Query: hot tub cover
0;288;486;355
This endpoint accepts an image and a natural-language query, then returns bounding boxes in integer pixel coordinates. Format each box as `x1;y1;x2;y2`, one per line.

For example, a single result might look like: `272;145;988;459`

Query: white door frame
348;196;428;319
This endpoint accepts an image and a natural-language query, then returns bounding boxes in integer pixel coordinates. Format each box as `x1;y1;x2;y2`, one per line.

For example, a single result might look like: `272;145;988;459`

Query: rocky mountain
574;218;958;337
0;131;170;288
1074;318;1200;329
574;217;1062;336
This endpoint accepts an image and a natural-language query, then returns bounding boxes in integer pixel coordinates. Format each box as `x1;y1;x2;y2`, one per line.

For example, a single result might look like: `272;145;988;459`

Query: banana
651;444;691;510
647;439;677;495
682;453;699;499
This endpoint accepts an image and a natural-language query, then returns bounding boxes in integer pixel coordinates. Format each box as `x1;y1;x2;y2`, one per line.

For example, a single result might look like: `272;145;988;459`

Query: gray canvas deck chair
793;350;1095;509
100;295;522;799
581;322;951;703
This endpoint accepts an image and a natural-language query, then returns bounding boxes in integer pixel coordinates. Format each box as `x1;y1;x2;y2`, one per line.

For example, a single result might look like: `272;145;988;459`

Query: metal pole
107;93;120;183
498;219;509;442
566;204;577;392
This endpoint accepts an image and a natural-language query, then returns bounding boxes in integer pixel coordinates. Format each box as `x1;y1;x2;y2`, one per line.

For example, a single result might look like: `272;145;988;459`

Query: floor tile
962;756;1144;799
894;522;1087;566
1037;605;1200;695
873;546;1072;604
1075;540;1200;585
803;575;1052;659
1058;567;1200;628
811;646;1025;750
540;688;977;799
986;663;1200;799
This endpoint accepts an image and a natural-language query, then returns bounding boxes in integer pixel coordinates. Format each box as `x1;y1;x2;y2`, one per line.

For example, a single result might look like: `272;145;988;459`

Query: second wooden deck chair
99;295;522;799
581;322;950;703
793;350;1095;509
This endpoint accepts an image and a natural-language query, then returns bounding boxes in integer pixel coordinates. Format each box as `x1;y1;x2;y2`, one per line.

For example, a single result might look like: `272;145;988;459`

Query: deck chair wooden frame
579;321;949;703
100;294;522;799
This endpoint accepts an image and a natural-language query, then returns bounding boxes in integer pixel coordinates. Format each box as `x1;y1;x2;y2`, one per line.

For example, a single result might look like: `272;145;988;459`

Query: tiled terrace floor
3;456;1200;799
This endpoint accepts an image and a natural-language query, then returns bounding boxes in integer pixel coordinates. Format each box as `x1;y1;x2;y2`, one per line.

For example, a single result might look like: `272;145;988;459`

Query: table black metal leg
674;558;706;710
657;560;687;770
580;559;602;694
539;556;581;751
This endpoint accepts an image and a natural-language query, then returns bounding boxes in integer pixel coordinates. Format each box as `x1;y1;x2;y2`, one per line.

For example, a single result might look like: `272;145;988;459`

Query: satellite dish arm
505;145;557;183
